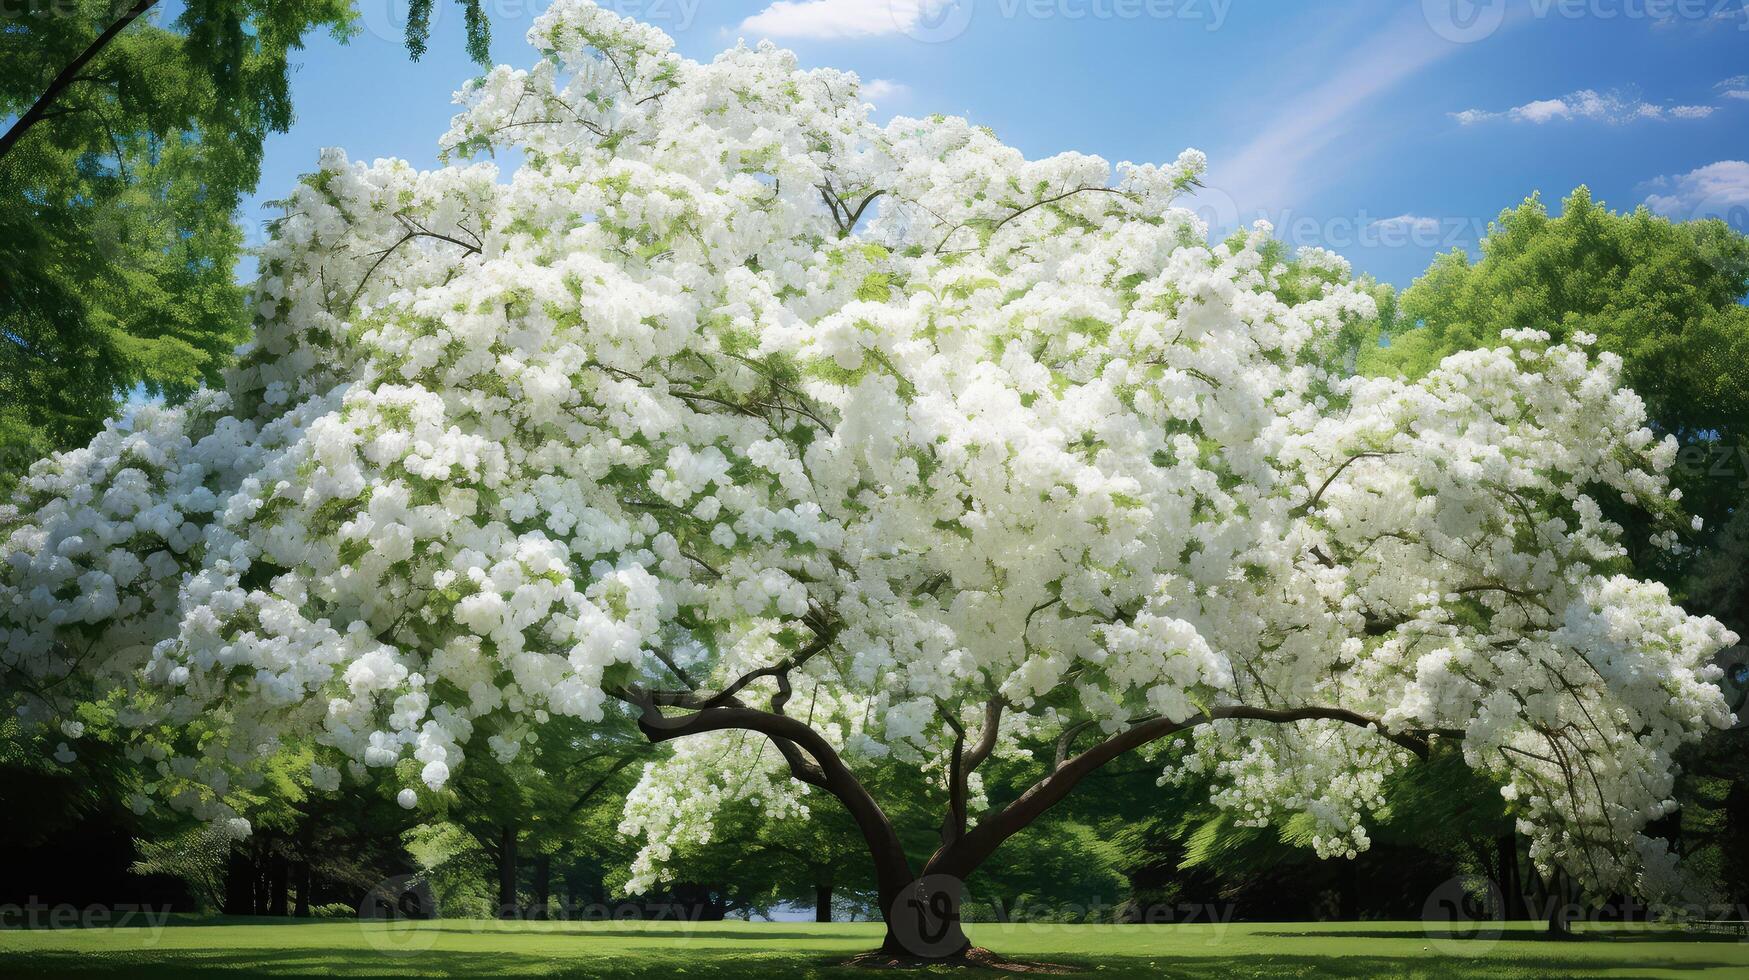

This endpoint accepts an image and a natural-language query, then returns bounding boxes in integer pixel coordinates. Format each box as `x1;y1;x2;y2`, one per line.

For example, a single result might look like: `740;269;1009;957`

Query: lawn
2;918;1747;978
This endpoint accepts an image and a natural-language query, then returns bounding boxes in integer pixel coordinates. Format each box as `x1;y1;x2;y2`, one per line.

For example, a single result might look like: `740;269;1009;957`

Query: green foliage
1369;188;1749;440
0;2;351;489
404;1;491;64
964;820;1128;922
0;1;491;494
404;820;497;918
129;824;235;911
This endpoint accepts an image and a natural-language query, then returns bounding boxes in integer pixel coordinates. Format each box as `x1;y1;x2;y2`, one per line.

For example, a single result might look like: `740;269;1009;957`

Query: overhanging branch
0;0;160;166
924;704;1460;880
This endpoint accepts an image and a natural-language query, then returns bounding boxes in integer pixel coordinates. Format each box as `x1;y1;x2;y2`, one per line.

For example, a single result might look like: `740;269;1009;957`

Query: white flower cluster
0;2;1732;897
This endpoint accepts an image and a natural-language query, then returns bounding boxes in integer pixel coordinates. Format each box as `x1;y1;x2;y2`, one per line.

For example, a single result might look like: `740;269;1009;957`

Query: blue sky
241;0;1749;288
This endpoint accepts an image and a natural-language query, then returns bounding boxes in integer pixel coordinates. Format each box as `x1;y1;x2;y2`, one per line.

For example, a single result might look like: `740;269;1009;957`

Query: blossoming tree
0;1;1735;960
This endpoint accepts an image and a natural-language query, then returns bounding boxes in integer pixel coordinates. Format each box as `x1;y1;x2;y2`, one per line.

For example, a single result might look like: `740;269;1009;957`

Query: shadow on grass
6;948;1749;979
412;925;842;941
1256;927;1749;944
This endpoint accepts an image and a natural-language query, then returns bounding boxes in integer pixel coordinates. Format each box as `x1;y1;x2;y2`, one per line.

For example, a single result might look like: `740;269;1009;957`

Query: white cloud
860;78;909;103
1513;98;1572;123
1718;77;1749;102
1370;214;1441;235
1643;160;1749;220
1723;90;1749;101
740;0;927;40
1453;89;1713;125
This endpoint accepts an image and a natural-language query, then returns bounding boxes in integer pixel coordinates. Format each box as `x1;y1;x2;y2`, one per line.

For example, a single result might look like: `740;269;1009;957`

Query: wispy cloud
1369;214;1442;235
1215;7;1468;214
1453;89;1713;125
740;0;927;40
1718;75;1749;100
860;78;909;103
1643;160;1749;220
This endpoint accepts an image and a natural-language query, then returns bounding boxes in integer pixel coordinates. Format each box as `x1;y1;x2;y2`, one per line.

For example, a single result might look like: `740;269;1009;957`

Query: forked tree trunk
624;691;1439;964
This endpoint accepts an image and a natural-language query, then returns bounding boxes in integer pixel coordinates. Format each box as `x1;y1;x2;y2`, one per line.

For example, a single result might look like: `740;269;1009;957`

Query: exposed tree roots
842;946;1078;973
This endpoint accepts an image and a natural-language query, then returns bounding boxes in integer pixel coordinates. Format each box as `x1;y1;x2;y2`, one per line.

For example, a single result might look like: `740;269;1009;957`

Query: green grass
2;918;1746;978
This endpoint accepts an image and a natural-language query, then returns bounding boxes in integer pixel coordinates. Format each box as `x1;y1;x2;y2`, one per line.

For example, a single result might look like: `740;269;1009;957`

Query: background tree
1363;188;1749;547
0;1;492;493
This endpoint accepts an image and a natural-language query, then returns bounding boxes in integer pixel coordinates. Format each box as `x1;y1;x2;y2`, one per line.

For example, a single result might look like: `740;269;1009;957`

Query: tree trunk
1337;858;1358;919
531;854;551;920
879;876;972;960
224;845;254;915
1497;832;1529;920
294;825;313;917
497;825;518;919
254;839;271;915
295;858;312;917
1725;779;1749;908
814;881;832;923
1545;870;1573;936
268;849;289;916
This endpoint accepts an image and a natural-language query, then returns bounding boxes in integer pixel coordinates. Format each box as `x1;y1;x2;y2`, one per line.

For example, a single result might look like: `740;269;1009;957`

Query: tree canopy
0;1;1735;961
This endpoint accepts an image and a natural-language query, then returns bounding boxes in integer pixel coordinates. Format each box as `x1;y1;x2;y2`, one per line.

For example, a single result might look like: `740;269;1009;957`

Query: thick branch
939;698;1003;848
0;0;160;166
925;704;1453;881
615;689;914;908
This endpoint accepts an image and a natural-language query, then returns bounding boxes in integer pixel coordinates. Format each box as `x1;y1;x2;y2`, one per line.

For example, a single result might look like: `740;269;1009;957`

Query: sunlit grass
2;917;1747;977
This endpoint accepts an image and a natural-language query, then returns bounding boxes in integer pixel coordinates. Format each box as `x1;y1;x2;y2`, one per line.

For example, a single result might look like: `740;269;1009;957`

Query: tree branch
0;0;160;166
614;688;914;908
925;704;1456;881
563;754;644;817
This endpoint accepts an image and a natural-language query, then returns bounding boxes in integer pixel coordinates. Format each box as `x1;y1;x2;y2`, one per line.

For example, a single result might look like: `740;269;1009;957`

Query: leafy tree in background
0;0;492;492
1363;188;1749;542
442;712;650;918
